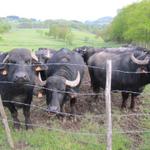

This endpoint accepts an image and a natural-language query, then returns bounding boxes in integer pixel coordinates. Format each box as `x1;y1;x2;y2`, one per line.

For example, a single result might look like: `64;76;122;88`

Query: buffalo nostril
15;73;28;81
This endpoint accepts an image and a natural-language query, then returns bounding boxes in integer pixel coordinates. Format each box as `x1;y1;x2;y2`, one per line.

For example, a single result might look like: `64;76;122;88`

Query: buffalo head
46;71;80;114
0;48;47;85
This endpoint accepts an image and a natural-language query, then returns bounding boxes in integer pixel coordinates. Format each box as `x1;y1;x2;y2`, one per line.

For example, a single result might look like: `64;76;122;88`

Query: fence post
0;96;14;149
105;60;112;150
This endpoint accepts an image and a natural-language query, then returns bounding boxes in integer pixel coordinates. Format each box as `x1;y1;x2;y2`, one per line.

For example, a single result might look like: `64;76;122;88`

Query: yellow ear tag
38;92;43;98
35;66;42;71
2;70;7;75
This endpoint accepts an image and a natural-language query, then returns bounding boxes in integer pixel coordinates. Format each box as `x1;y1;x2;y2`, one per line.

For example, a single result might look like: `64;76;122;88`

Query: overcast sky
0;0;138;21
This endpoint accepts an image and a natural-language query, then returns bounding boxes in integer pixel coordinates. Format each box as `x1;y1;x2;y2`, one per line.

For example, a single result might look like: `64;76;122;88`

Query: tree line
101;0;150;48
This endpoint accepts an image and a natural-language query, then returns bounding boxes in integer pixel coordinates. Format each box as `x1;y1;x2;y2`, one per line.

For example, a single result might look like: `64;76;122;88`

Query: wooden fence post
105;60;112;150
0;96;14;149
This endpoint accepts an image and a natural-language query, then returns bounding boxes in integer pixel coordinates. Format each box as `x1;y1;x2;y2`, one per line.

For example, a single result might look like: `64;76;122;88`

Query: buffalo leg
70;97;77;122
70;97;76;114
8;105;20;129
92;84;100;99
121;92;129;109
23;90;33;130
23;106;32;130
89;68;100;97
60;103;66;123
130;93;137;110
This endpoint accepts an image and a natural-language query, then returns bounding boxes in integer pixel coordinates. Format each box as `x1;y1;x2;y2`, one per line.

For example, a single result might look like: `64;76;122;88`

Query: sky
0;0;138;21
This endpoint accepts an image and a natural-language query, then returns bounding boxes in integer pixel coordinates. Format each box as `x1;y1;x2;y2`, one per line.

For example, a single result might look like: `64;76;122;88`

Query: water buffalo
74;46;142;64
36;48;56;64
73;46;101;64
88;48;150;110
44;48;84;115
35;48;56;81
0;48;45;129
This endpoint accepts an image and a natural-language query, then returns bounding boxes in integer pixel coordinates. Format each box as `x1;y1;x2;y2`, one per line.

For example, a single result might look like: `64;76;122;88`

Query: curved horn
2;54;9;63
131;53;149;65
46;51;50;58
38;72;46;86
31;52;38;62
65;71;80;87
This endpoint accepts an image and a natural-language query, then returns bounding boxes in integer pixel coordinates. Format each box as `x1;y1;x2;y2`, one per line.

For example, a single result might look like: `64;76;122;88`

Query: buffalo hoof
69;115;77;123
25;120;33;130
120;107;128;113
94;95;99;99
130;107;138;112
62;117;67;124
73;116;77;122
14;122;20;130
47;112;57;118
25;124;33;130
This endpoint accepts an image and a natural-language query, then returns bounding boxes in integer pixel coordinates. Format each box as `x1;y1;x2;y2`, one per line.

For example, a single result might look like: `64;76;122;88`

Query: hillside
2;16;113;31
85;16;113;27
0;28;104;51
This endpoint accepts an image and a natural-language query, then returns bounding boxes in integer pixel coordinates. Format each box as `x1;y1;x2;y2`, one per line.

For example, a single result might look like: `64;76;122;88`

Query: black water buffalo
44;48;84;115
88;48;150;110
0;48;44;129
74;46;141;64
73;46;100;64
35;48;56;81
36;48;56;64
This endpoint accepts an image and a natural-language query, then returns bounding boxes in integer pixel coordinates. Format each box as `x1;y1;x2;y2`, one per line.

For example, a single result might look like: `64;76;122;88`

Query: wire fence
1;61;150;74
0;62;150;149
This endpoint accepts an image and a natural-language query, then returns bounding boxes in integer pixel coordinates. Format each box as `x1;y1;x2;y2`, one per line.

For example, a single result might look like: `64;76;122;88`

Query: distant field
0;28;106;51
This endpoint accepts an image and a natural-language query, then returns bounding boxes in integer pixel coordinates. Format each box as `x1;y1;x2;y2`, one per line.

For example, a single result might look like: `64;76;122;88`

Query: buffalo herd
0;45;149;129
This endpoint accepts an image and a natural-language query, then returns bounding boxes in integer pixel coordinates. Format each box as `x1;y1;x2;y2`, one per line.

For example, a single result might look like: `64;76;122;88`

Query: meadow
0;28;120;51
0;28;149;150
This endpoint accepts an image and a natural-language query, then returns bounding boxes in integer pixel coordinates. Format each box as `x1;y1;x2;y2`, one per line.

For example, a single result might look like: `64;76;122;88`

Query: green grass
0;120;131;150
139;85;150;150
0;28;105;51
0;111;131;150
0;28;121;51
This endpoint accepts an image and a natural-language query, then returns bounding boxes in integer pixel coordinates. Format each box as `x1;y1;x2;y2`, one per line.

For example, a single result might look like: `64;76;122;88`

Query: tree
65;31;74;46
0;20;11;34
103;0;150;46
46;24;74;45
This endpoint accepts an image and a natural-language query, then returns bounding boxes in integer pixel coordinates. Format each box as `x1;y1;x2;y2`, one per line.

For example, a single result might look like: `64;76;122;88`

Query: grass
0;118;130;150
139;85;150;150
0;28;121;51
0;28;105;51
0;109;130;150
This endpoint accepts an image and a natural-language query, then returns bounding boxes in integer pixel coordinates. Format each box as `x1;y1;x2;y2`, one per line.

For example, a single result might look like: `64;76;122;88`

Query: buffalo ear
35;66;43;72
69;93;77;99
66;88;78;98
2;69;8;75
34;64;48;72
136;66;148;73
33;87;45;98
0;67;8;76
0;53;9;76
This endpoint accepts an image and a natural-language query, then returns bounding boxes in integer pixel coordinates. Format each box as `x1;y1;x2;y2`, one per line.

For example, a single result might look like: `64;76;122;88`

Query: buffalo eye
25;60;31;65
9;60;16;64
